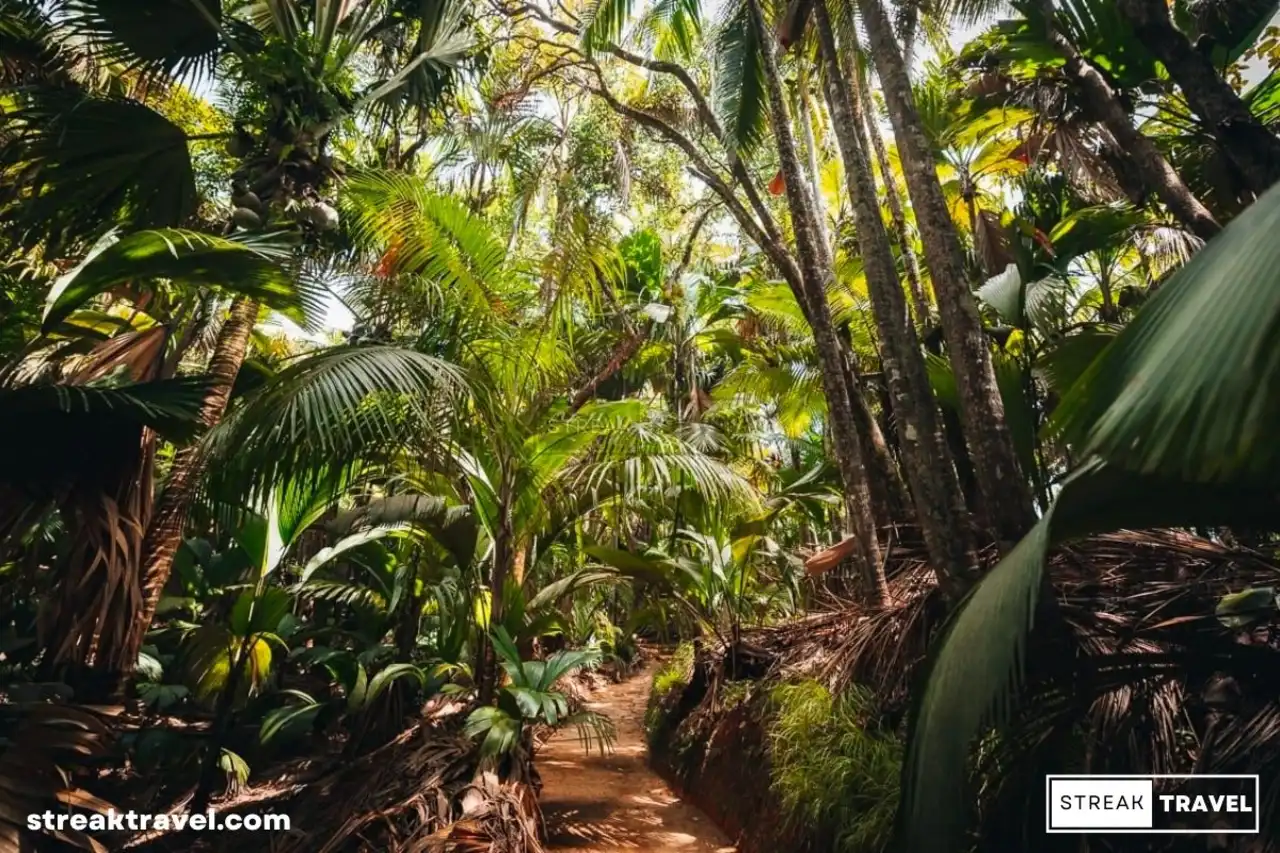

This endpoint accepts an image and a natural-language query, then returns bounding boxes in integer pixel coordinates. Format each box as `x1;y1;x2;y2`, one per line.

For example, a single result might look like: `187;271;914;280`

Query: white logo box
1046;774;1261;834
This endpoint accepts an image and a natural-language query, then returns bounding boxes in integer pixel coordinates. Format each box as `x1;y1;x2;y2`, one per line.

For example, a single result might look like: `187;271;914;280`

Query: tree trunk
478;475;516;705
1031;0;1221;240
749;0;888;605
1117;0;1280;197
815;0;974;592
569;322;652;413
796;68;832;250
584;57;907;532
123;296;260;680
858;0;1038;543
851;34;931;332
842;341;912;526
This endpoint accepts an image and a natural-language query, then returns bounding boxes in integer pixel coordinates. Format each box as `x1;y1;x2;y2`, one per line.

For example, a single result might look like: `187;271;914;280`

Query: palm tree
851;0;1039;544
810;0;975;591
0;229;316;695
248;172;762;699
0;0;476;685
744;0;889;603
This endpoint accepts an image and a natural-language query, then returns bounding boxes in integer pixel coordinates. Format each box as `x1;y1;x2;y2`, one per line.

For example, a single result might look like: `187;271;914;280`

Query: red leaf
768;170;786;196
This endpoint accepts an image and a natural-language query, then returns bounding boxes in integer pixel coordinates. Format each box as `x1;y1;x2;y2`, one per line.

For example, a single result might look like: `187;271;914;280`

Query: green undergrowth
645;642;695;746
767;680;901;853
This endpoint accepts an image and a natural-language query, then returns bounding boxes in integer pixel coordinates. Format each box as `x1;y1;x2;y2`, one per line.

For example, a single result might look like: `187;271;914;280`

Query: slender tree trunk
858;0;1038;543
1030;0;1221;239
852;39;931;332
123;297;260;680
796;69;831;249
569;322;653;413
478;474;516;705
842;343;912;526
584;59;907;530
815;0;974;592
749;0;888;605
1117;0;1280;197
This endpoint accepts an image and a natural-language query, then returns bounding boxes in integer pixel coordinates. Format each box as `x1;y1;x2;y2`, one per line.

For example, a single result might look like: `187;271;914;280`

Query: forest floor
538;661;737;853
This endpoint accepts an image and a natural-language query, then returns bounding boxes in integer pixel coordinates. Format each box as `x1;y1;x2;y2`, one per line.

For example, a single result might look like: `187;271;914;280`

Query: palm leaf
340;171;510;314
206;345;468;505
1033;327;1118;394
580;0;635;51
0;0;70;85
0;376;210;499
42;230;318;332
61;0;223;77
647;0;703;59
900;182;1280;853
1;91;198;249
711;0;768;159
1051;182;1280;482
328;494;477;569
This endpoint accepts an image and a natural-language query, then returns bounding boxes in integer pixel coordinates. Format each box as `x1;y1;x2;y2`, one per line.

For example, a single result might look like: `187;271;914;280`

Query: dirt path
538;663;737;853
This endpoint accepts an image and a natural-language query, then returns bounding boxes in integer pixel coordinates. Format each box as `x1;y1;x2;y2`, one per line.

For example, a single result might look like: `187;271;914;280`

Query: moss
767;681;901;853
644;642;696;746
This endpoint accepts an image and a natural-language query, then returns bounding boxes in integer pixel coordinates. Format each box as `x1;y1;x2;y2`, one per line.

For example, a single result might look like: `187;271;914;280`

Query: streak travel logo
1046;775;1260;834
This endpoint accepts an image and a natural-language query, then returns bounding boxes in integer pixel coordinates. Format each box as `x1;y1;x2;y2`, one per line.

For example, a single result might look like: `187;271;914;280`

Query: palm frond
328;494;477;569
340;171;511;316
711;0;768;159
646;0;703;59
60;0;223;78
1;89;198;249
900;183;1280;853
42;229;320;332
580;0;635;52
206;345;468;506
1051;182;1280;482
0;0;71;85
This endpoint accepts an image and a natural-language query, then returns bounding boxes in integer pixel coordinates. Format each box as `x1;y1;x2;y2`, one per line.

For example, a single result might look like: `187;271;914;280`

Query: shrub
644;642;695;744
768;680;901;853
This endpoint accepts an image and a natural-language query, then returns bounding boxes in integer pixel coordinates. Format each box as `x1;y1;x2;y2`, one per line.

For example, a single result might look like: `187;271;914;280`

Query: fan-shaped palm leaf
60;0;223;77
206;345;467;505
1;91;198;249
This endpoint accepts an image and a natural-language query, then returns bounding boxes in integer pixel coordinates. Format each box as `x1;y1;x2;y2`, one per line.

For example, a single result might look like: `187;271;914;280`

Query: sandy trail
537;662;737;853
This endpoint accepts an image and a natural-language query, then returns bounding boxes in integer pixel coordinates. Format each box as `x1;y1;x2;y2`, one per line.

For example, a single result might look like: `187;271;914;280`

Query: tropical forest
2;0;1280;850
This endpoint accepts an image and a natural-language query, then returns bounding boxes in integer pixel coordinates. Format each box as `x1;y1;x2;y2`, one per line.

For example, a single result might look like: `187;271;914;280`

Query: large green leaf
207;345;468;505
900;182;1280;853
328;494;477;569
2;91;198;249
42;230;317;332
62;0;223;76
711;0;768;159
1051;181;1280;484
